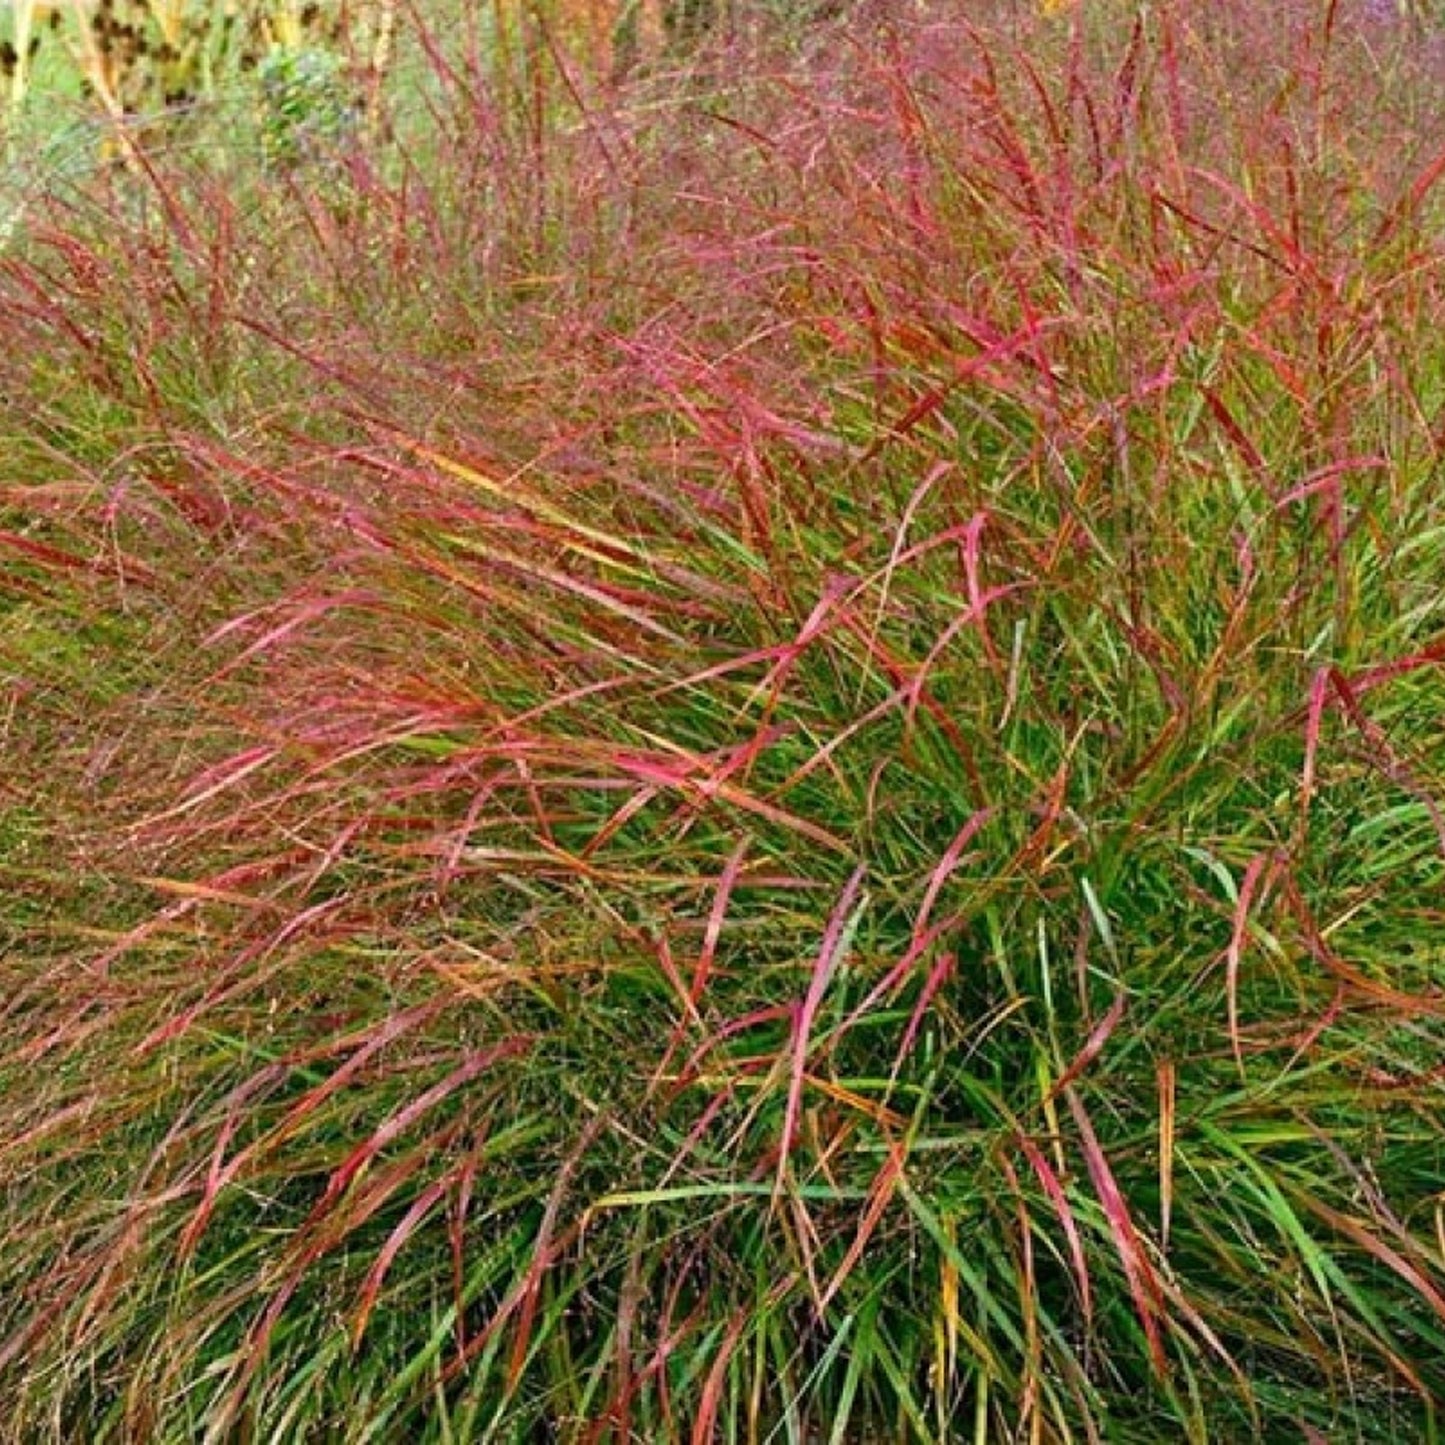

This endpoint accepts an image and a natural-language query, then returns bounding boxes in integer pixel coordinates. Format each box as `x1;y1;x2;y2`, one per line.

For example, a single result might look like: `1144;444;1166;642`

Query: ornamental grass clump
1;1;1445;1439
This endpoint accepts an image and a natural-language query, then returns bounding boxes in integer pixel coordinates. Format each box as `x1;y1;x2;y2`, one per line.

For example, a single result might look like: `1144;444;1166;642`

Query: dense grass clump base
3;2;1445;1439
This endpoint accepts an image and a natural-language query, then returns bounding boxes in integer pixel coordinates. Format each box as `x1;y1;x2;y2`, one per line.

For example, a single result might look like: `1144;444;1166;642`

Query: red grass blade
1223;852;1278;1070
1066;1088;1167;1375
778;866;868;1193
1018;1134;1093;1325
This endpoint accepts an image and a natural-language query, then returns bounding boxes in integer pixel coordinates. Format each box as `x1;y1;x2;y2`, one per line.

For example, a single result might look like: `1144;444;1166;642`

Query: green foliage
255;44;356;169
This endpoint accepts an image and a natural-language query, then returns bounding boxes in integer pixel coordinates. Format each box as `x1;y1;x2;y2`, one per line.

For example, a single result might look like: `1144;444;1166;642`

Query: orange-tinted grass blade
818;1140;908;1313
1157;1059;1176;1252
400;438;652;566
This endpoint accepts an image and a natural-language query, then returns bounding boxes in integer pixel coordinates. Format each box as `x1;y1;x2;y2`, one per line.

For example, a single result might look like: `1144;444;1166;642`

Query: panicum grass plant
2;1;1445;1439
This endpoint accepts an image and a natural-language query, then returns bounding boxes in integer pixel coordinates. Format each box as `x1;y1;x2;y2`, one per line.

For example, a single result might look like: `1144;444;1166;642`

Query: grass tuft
3;1;1445;1439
